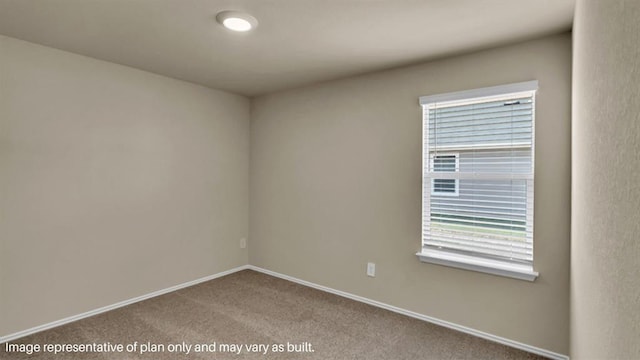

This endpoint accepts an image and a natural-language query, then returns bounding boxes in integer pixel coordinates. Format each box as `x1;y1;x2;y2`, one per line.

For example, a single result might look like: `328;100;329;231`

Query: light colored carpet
1;270;547;359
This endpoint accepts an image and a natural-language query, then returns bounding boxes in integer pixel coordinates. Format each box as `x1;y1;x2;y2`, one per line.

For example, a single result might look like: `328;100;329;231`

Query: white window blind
419;81;538;275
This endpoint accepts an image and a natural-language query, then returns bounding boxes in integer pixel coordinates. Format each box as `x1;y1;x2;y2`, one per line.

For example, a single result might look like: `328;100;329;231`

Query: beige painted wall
0;35;249;337
572;1;640;358
250;34;571;354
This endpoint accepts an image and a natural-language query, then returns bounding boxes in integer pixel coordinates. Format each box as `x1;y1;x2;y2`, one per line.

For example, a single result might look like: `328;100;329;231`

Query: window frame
416;81;539;281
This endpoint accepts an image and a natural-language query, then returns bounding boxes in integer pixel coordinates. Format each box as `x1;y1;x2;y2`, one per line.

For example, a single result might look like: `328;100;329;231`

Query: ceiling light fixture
216;10;258;32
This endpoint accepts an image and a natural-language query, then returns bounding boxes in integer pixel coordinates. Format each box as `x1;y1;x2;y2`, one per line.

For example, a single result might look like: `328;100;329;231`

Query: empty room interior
0;0;639;359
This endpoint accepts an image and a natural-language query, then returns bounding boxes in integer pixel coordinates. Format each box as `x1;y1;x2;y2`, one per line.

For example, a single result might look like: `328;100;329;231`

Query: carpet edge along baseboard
0;264;569;360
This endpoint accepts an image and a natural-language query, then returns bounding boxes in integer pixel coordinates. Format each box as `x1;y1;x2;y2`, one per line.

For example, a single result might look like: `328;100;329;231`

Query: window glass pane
433;155;456;172
433;179;456;193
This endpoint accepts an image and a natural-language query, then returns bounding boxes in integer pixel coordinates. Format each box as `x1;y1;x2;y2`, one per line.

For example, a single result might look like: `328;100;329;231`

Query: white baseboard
0;265;251;344
1;264;569;360
247;265;569;360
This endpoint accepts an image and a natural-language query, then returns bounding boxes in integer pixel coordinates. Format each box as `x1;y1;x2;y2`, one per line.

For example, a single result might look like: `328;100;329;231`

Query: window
417;81;539;281
431;154;459;196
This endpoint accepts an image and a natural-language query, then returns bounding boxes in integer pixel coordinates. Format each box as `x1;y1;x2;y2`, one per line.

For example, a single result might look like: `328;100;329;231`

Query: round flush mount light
216;10;258;32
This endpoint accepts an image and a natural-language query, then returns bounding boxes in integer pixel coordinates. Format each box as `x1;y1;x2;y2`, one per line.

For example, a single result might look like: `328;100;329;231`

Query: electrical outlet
240;238;247;249
367;262;376;277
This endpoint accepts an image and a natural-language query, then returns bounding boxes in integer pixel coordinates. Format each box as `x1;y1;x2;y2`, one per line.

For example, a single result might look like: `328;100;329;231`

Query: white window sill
416;249;539;281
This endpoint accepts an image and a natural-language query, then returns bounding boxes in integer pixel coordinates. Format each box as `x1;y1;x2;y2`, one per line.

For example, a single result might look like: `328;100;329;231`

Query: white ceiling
0;0;574;96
